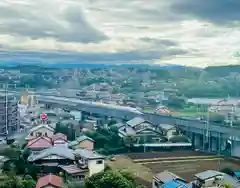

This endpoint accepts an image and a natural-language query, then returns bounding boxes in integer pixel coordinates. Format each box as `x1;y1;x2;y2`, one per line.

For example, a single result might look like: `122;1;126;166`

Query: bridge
6;91;238;157
35;95;240;157
35;95;240;135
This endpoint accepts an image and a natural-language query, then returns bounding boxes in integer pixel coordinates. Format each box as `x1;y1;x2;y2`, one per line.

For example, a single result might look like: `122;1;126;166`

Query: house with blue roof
160;179;191;188
233;171;240;180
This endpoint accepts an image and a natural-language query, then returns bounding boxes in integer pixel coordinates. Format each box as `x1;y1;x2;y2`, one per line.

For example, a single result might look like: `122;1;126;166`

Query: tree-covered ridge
5;64;240;98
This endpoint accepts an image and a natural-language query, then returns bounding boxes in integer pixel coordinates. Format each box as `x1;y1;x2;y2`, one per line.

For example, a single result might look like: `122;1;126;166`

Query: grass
107;156;153;182
143;107;208;117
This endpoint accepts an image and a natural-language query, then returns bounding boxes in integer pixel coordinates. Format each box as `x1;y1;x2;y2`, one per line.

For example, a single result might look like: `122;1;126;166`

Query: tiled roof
118;126;136;136
126;117;152;127
28;146;74;162
36;174;63;188
26;136;52;149
52;133;67;142
74;148;104;159
59;164;87;174
69;136;94;147
159;124;175;131
195;170;223;180
29;124;54;133
76;135;94;142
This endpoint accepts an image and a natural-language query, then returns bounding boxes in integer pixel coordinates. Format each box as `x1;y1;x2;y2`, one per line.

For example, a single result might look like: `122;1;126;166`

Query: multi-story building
0;93;19;136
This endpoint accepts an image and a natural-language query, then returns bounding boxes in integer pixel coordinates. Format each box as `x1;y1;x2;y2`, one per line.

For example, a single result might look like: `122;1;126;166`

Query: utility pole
217;132;221;170
230;104;234;156
4;83;8;141
206;105;210;151
143;133;146;153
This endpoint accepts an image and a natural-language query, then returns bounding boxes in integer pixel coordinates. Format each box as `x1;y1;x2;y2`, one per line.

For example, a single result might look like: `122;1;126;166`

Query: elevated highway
35;95;240;138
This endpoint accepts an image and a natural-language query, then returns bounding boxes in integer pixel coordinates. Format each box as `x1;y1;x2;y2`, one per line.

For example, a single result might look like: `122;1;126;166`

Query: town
0;65;240;188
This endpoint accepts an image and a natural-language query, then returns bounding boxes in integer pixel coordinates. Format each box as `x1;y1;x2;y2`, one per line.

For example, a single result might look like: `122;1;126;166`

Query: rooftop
126;117;150;127
74;148;105;160
36;174;64;188
28;146;75;162
154;171;186;184
195;170;223;180
26;136;52;149
29;124;54;133
59;164;87;174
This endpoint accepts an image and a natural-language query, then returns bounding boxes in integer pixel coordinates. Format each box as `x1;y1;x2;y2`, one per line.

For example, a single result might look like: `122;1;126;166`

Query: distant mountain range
0;62;187;69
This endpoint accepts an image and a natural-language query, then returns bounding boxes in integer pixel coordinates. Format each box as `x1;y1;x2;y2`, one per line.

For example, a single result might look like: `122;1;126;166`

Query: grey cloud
0;4;108;43
140;37;178;47
0;46;187;64
171;0;240;25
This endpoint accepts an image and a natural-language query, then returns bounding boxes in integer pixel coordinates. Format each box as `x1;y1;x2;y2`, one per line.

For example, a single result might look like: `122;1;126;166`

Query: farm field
127;151;240;182
127;151;213;159
144;159;240;182
109;151;240;187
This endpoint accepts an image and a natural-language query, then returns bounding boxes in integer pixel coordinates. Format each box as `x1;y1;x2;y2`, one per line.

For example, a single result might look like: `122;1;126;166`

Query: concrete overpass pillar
194;134;201;149
231;140;240;157
211;137;217;152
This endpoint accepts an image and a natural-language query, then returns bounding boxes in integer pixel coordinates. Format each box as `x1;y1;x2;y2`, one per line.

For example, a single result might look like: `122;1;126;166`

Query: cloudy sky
1;0;240;67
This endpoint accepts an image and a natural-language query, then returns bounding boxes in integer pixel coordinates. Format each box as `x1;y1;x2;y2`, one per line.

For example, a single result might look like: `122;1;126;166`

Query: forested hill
3;63;240;98
205;65;240;76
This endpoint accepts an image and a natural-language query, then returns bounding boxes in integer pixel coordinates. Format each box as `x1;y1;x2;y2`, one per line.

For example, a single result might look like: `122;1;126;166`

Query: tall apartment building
0;93;19;136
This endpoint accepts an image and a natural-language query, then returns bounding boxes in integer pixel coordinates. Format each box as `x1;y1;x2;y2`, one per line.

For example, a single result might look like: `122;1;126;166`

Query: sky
0;0;240;67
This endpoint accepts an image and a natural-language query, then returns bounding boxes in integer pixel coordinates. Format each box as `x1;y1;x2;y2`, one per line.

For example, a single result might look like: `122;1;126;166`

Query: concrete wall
88;159;104;176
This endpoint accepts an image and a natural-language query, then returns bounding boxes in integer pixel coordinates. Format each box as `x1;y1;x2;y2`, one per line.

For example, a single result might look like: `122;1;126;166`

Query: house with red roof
26;136;53;153
36;174;65;188
52;133;68;147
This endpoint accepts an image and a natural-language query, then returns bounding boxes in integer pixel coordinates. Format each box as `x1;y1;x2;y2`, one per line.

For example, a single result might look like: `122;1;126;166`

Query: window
154;181;159;187
45;132;48;136
30;132;33;136
96;160;103;164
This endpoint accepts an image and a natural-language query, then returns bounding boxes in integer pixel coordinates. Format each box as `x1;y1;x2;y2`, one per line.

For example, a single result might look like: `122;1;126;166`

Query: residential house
26;124;55;140
152;171;186;188
52;133;68;147
28;146;75;173
126;117;155;131
59;149;105;181
36;174;65;188
158;124;178;140
26;136;52;153
80;122;96;132
118;117;165;145
58;164;88;182
74;148;105;176
69;136;94;150
159;179;191;188
193;170;224;188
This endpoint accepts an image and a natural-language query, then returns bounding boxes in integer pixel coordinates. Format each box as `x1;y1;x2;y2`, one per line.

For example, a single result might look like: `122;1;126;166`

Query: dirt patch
107;156;153;182
128;151;212;160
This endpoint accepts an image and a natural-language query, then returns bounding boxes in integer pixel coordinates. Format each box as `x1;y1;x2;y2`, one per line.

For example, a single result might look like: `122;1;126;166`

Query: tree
85;170;136;188
167;96;186;109
209;113;225;124
0;147;21;160
108;119;117;126
55;122;75;141
21;179;36;188
220;167;233;176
